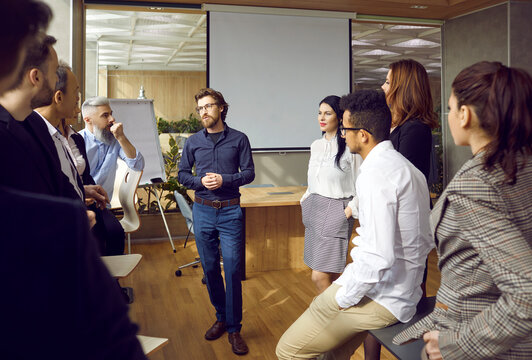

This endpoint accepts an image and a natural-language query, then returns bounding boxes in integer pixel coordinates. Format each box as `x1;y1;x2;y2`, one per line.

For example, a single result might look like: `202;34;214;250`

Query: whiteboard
108;99;165;185
209;11;350;150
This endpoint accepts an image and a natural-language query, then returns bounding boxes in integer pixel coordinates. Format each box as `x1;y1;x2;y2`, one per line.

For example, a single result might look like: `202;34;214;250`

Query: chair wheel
175;270;182;277
193;264;199;268
201;276;206;284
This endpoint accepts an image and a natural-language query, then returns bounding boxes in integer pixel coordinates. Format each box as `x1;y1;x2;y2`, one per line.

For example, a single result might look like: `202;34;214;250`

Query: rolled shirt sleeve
119;147;144;171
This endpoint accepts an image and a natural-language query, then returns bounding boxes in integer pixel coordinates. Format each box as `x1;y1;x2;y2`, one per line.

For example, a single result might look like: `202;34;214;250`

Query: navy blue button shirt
178;124;255;201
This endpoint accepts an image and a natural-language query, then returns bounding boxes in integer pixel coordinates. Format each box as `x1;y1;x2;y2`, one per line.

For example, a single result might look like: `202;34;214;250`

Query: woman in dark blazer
382;59;439;181
395;61;532;360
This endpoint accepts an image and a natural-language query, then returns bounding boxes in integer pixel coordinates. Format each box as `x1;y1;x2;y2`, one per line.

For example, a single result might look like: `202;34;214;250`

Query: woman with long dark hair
395;61;532;359
301;95;362;293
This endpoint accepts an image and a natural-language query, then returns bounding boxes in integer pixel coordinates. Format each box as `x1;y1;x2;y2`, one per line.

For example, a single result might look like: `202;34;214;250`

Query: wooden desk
187;186;307;275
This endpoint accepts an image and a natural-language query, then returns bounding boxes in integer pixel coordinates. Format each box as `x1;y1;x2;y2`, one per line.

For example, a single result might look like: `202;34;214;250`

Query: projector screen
209;11;351;150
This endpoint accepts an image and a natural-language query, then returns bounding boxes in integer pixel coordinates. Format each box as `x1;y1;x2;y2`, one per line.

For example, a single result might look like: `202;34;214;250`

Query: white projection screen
209;11;351;150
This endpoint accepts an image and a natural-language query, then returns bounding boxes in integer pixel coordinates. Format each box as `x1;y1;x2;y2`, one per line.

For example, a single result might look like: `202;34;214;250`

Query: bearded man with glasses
178;87;255;355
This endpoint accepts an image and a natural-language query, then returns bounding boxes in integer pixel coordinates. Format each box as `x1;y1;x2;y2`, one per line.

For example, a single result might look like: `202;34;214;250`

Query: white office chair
174;191;201;277
101;254;143;278
101;253;143;304
137;335;169;356
118;168;143;254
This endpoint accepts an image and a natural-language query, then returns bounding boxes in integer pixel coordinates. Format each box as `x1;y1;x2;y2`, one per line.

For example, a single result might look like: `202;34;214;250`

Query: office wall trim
356;14;442;25
83;0;201;10
202;4;356;19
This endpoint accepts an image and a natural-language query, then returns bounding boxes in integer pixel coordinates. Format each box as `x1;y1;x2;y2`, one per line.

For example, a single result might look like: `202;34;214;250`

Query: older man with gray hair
80;96;144;199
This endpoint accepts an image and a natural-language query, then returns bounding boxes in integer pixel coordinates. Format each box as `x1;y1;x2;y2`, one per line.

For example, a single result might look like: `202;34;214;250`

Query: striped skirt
302;193;355;273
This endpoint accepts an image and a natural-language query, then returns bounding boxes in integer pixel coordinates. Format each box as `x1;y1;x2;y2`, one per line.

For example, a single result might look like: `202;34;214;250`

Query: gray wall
509;0;532;74
441;3;508;184
441;0;532;184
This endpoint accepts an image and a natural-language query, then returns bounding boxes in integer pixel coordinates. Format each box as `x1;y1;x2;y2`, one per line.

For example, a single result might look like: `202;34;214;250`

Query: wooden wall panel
245;208;360;273
245;206;306;272
104;70;206;121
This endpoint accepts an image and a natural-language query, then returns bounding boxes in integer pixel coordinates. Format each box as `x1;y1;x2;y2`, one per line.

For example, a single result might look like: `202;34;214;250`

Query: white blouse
301;134;362;211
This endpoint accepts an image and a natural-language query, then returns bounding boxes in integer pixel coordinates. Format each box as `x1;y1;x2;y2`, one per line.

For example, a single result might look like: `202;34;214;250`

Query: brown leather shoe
204;321;226;340
228;332;249;355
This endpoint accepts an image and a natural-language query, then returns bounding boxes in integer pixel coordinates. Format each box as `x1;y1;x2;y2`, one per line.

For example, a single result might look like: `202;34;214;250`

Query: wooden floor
121;239;440;360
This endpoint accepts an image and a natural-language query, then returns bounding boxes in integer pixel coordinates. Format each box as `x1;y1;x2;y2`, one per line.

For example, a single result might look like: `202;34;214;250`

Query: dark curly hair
340;90;391;143
195;88;229;122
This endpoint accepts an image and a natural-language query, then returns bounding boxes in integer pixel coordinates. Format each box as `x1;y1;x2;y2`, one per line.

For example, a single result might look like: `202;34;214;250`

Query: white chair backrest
119;168;143;233
109;159;128;209
174;191;193;233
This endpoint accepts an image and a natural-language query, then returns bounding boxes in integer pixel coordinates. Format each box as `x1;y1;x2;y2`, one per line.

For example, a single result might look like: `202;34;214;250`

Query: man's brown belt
194;196;240;209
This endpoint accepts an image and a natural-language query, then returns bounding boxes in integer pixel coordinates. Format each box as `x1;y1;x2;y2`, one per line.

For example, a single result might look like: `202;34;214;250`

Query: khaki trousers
276;284;397;360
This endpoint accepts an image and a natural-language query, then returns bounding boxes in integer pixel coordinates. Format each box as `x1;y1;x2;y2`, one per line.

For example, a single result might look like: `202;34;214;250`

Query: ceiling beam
164;15;207;65
98;34;206;43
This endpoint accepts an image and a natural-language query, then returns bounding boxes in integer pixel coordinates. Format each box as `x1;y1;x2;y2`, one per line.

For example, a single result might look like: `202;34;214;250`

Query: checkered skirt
302;193;355;273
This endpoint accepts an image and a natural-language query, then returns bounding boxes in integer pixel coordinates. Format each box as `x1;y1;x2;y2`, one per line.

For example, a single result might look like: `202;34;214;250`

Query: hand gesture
344;206;353;219
110;122;125;140
423;331;442;360
84;185;110;210
202;172;223;190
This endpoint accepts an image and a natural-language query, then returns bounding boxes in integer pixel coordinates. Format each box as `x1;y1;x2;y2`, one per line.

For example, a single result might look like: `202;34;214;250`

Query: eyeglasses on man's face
195;103;218;115
339;124;373;136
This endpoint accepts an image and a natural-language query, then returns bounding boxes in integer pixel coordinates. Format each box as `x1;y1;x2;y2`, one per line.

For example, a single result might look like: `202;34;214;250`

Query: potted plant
158;113;202;153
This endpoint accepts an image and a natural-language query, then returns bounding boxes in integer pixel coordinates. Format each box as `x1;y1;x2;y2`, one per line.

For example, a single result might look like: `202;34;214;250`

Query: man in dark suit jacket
35;62;125;255
0;36;107;221
0;186;147;360
0;35;75;198
0;2;145;358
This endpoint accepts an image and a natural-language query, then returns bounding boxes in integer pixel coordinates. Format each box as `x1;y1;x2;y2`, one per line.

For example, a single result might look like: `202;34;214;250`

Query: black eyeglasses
195;103;218;114
339;124;373;136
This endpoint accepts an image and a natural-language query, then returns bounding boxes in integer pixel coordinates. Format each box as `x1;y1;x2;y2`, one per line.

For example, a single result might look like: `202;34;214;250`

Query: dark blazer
0;106;81;200
0;186;146;360
389;119;432;181
70;130;96;186
394;154;532;359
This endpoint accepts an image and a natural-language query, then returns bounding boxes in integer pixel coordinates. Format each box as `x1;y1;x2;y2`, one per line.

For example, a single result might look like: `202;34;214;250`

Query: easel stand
142;183;176;253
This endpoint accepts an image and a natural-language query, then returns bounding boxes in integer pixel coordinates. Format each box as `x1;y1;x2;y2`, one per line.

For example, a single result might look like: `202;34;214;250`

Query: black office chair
368;296;436;360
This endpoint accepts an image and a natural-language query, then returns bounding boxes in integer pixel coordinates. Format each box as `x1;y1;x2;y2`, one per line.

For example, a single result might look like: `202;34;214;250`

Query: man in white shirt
276;89;433;360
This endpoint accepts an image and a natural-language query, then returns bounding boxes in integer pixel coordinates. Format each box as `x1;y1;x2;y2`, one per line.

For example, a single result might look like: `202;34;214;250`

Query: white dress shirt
301;134;362;211
35;112;84;199
65;126;86;176
334;141;433;322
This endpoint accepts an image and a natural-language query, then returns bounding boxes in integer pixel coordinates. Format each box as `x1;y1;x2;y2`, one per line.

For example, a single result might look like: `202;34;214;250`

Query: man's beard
30;77;54;109
93;125;115;145
202;115;220;129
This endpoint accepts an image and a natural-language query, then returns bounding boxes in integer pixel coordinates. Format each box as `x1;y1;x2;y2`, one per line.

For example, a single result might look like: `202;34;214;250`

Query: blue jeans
192;202;243;333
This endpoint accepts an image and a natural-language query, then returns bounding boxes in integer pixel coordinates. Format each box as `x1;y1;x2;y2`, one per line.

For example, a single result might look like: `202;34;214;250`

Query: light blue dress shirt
79;128;144;199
